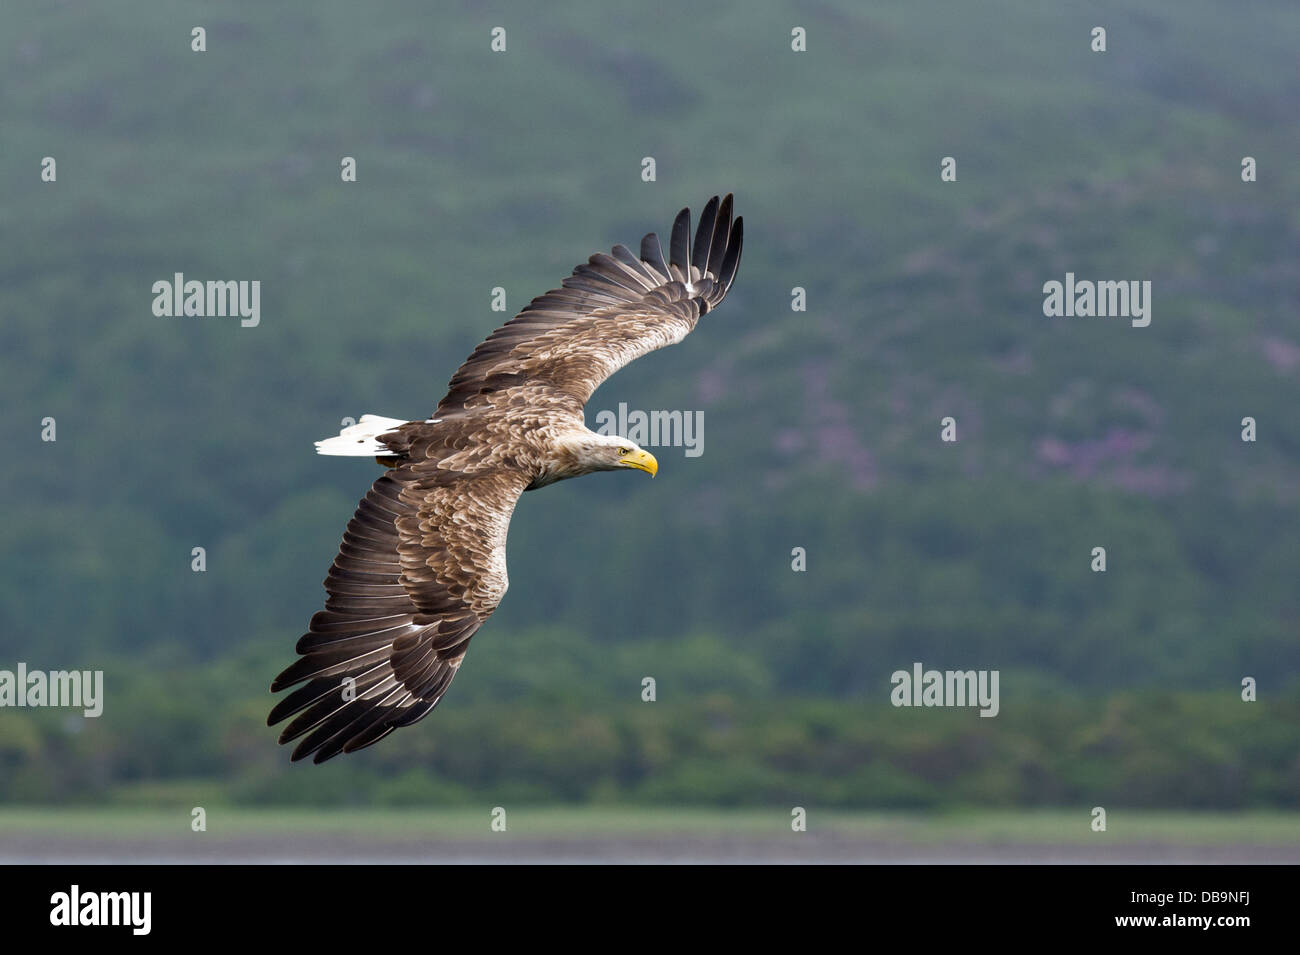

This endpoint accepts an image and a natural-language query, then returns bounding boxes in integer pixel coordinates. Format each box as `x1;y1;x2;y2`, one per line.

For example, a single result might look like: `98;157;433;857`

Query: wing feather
704;194;733;278
436;195;743;415
268;466;526;763
668;206;692;280
691;195;720;274
640;231;670;279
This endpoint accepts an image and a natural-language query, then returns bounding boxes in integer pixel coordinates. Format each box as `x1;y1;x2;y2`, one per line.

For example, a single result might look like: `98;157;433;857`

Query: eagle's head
548;430;657;480
531;430;658;490
583;432;658;477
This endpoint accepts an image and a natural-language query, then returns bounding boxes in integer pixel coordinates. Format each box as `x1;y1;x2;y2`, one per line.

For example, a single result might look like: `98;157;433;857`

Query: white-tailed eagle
268;195;743;762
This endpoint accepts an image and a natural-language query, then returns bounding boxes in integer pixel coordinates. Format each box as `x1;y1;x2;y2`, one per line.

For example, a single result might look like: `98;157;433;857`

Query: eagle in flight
268;195;744;762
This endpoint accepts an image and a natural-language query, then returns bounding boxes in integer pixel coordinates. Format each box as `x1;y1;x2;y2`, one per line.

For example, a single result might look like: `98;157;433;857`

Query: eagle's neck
526;426;598;490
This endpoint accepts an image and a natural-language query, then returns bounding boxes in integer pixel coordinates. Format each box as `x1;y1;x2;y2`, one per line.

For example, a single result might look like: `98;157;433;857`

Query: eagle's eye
617;447;629;455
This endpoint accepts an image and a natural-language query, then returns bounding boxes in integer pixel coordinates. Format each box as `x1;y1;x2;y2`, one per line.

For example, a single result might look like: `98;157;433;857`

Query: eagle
268;195;744;762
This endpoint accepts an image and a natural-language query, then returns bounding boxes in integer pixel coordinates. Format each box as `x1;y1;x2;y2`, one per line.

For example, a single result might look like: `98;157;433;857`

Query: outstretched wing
436;194;743;416
268;465;528;763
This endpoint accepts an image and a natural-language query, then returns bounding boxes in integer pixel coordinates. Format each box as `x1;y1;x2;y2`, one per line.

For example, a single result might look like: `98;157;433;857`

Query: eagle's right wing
436;194;743;416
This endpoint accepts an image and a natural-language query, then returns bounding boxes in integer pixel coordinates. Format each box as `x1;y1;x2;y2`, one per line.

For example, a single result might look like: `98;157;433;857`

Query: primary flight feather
268;195;744;762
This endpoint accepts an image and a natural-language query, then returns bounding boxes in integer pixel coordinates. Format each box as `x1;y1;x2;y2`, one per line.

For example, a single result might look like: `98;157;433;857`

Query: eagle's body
269;196;743;762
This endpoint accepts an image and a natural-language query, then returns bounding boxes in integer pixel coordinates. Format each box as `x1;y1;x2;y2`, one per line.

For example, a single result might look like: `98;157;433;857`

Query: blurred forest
1;1;1298;808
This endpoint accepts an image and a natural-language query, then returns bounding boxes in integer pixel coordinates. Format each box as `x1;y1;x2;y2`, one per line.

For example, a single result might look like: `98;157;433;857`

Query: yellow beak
619;448;658;477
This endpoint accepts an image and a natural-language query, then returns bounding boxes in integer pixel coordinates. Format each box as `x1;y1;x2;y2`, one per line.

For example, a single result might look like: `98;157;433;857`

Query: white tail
315;414;409;456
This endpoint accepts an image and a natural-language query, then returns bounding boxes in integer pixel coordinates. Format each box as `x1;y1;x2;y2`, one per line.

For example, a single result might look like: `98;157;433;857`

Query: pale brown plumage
268;195;743;762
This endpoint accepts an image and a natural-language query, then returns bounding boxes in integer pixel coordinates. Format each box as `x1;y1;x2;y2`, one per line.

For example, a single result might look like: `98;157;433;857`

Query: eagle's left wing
436;194;743;416
268;463;528;763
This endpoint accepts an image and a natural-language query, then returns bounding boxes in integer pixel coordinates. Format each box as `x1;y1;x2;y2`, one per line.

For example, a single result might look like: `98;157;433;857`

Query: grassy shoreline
3;807;1299;846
